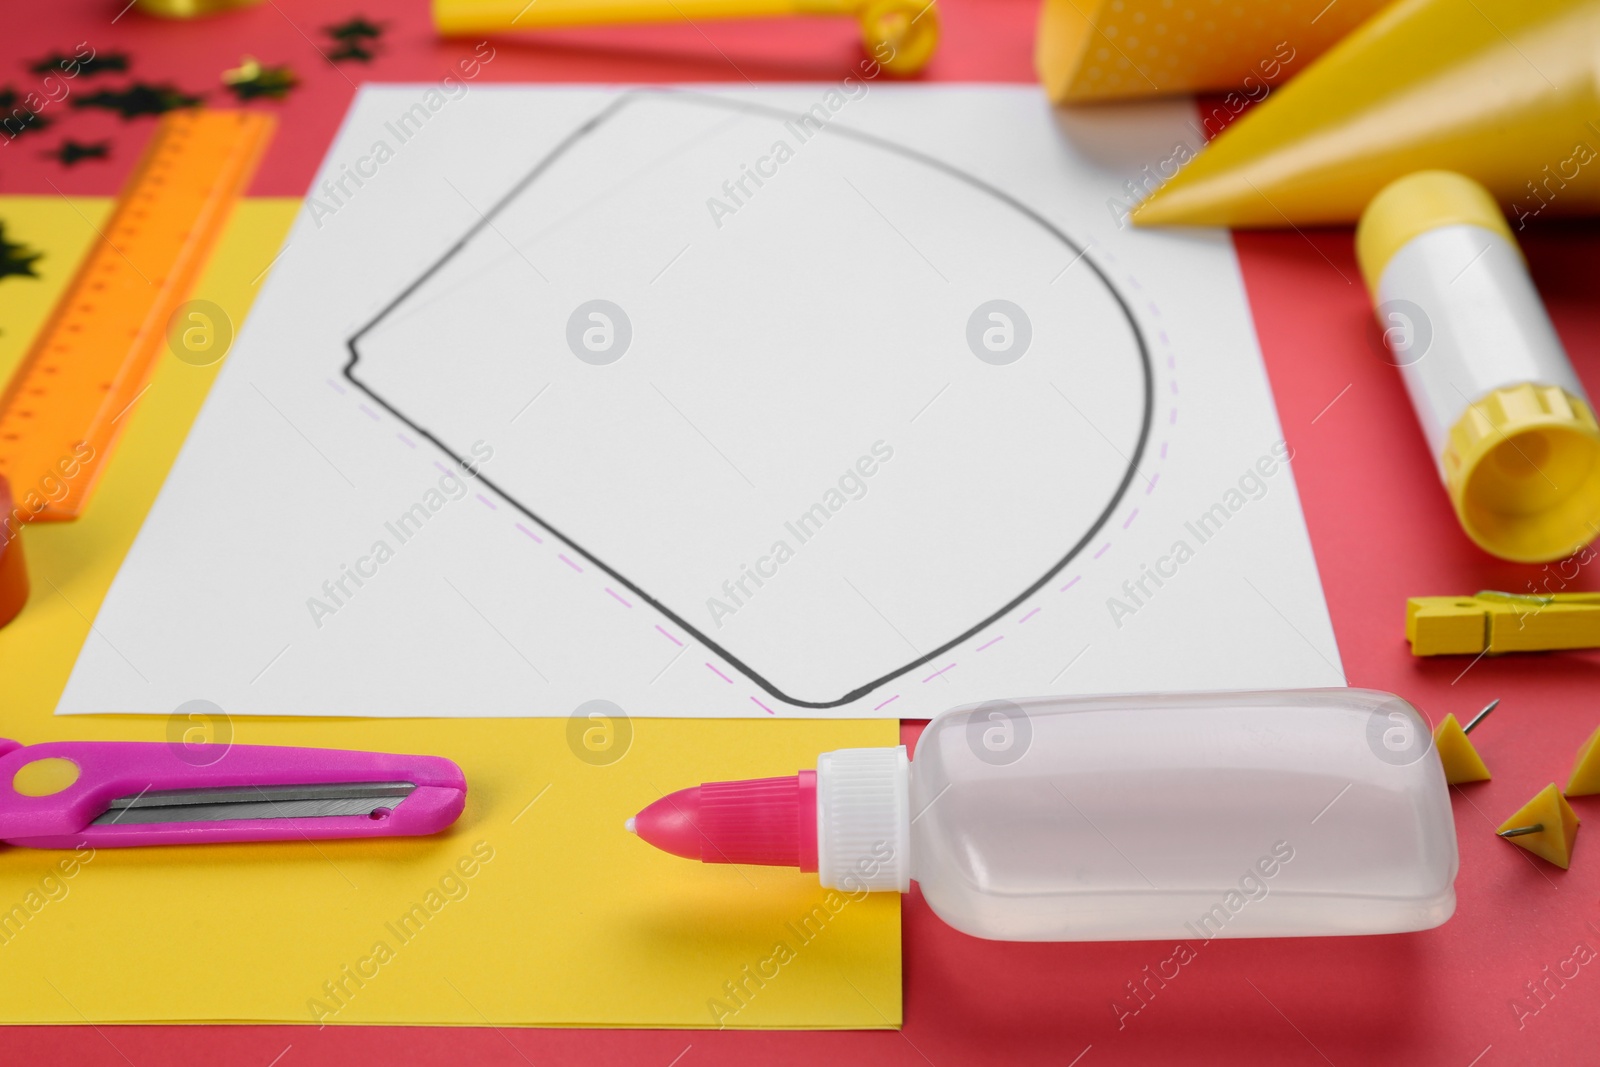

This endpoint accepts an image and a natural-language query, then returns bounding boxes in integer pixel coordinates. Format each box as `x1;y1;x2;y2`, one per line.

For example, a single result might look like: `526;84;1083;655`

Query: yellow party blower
433;0;941;76
1133;0;1600;227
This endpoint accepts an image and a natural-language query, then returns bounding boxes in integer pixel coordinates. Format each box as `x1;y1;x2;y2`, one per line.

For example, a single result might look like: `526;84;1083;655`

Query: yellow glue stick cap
1355;171;1517;296
1445;384;1600;563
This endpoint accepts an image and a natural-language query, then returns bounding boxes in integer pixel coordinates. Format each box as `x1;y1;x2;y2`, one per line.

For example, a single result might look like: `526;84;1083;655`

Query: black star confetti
29;50;130;78
73;83;203;119
221;57;299;101
324;17;385;63
0;87;52;141
328;39;376;63
0;223;43;284
326;16;384;40
49;139;111;166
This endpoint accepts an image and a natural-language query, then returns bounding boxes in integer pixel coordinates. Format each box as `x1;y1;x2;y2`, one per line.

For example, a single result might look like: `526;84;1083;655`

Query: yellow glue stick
1357;170;1600;563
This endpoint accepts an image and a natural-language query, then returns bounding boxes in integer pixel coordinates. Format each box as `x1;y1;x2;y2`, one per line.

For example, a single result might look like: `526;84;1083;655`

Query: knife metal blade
92;781;416;826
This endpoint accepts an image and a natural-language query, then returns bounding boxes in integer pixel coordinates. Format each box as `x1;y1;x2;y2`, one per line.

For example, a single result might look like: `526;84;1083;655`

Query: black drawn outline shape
345;89;1155;710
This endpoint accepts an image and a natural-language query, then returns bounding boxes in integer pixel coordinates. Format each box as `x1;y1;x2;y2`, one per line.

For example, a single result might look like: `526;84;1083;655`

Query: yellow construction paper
0;196;900;1026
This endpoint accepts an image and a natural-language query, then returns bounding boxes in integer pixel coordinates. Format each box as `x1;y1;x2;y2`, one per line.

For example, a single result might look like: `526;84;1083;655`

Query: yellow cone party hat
1133;0;1600;228
1034;0;1387;103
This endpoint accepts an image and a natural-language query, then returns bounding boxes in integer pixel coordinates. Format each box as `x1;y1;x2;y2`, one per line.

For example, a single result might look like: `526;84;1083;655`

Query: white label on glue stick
1377;223;1584;473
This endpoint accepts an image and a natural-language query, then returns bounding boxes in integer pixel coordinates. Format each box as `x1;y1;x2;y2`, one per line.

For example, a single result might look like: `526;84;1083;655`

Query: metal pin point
1498;823;1544;839
1463;699;1500;734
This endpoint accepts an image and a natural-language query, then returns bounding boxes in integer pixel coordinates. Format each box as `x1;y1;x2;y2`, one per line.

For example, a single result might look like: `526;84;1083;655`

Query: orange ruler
0;109;274;522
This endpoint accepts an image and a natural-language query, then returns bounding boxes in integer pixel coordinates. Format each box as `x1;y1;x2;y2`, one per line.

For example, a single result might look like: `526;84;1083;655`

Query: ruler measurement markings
0;111;274;519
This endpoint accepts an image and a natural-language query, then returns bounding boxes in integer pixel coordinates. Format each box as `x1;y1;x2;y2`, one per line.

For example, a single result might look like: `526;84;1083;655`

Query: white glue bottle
1357;170;1600;563
628;689;1458;941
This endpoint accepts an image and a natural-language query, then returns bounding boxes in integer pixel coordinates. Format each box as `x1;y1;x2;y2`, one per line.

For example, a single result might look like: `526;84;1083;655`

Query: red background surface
4;1;1600;1062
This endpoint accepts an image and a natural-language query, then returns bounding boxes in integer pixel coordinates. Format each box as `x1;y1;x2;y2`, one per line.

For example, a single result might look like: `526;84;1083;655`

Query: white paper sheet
59;85;1343;718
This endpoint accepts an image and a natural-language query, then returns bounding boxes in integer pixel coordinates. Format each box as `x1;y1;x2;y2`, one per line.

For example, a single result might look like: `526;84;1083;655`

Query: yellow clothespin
1406;591;1600;656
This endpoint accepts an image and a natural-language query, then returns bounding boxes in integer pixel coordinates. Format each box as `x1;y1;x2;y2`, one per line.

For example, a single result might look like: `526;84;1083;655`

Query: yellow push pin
1565;725;1600;798
1497;783;1580;870
433;0;940;76
1432;699;1497;785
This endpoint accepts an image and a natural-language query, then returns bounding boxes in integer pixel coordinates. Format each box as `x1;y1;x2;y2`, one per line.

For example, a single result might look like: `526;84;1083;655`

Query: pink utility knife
0;738;466;849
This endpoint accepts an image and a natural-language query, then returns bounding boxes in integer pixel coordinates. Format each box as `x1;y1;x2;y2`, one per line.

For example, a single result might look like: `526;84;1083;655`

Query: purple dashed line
359;404;380;421
656;625;683;647
922;663;956;683
963;269;1177;621
707;663;734;684
433;461;451;475
558;554;582;573
873;694;900;711
396;432;417;449
977;636;1004;652
475;493;496;510
326;379;346;395
514;523;544;544
751;696;775;715
605;588;632;608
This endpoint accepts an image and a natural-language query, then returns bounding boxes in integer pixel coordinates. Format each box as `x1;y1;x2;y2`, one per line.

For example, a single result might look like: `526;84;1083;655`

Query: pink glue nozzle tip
630;772;818;872
632;786;704;861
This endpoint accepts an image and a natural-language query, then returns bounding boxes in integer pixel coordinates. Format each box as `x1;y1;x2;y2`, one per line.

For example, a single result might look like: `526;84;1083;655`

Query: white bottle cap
815;746;910;892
